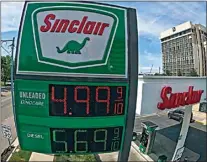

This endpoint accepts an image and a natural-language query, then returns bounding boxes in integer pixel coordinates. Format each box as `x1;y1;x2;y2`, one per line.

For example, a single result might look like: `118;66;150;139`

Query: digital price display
49;85;126;117
50;126;123;153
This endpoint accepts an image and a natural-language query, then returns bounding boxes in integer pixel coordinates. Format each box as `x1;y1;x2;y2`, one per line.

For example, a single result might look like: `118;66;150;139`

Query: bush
54;154;96;162
9;149;32;162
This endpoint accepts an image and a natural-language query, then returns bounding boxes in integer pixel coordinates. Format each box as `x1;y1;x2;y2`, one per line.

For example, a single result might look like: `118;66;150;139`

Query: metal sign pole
171;105;192;161
118;8;138;162
10;37;16;115
8;139;11;148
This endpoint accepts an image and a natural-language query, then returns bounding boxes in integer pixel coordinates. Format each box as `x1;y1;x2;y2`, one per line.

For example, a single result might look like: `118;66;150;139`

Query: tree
189;68;198;76
154;73;166;76
154;73;160;76
178;70;182;76
165;70;171;76
1;55;11;85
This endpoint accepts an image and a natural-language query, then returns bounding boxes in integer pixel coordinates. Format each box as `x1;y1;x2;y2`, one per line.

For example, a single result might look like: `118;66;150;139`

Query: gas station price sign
14;1;138;155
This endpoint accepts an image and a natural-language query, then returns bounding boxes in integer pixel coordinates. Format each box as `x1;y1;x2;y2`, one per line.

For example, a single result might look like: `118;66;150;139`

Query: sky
1;1;206;73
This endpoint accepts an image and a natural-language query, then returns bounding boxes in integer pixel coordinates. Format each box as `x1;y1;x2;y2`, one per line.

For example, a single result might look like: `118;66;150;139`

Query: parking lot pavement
133;113;207;161
1;95;17;154
190;121;207;132
98;145;149;162
134;113;178;133
0;116;17;154
1;96;13;122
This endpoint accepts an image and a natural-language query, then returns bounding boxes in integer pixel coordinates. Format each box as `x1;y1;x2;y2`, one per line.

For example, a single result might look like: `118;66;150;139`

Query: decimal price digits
114;87;124;115
111;127;120;151
114;103;124;114
111;141;120;151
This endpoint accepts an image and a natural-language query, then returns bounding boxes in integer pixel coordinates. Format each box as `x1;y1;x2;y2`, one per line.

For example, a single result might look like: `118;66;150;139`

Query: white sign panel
33;8;116;67
136;77;206;115
1;124;12;140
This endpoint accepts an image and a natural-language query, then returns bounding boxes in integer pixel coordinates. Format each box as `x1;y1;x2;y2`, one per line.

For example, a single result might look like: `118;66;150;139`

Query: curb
94;154;102;162
6;138;19;162
195;120;206;125
95;143;153;162
29;152;54;161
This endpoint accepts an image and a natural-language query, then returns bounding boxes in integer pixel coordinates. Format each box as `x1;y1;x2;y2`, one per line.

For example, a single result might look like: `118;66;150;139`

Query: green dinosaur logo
56;37;90;54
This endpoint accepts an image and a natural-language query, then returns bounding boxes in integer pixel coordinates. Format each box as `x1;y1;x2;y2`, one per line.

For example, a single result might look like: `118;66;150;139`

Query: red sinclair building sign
157;86;204;110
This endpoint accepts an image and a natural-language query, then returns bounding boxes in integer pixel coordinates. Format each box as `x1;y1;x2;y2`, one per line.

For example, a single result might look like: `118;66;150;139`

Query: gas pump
139;121;158;154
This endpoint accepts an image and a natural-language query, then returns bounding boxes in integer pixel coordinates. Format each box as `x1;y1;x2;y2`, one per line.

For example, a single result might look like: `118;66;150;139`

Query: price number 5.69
51;127;123;153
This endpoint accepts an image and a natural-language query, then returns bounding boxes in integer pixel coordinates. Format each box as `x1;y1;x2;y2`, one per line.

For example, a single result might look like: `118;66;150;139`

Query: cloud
1;2;24;32
137;2;206;37
1;1;206;36
1;1;205;72
139;50;162;73
139;66;160;73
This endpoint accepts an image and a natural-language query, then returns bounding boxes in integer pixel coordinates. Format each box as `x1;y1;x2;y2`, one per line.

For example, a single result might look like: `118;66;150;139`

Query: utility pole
149;64;153;73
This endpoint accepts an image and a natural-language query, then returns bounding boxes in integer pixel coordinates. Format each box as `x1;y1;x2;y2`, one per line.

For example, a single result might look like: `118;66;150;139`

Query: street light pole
10;37;15;114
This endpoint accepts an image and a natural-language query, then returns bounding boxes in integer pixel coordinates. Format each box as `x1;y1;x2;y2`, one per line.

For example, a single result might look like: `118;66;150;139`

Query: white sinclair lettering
20;100;44;106
20;91;46;99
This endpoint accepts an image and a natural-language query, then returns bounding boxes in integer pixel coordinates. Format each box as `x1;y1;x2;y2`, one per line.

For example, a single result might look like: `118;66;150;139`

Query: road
1;94;17;154
133;113;207;161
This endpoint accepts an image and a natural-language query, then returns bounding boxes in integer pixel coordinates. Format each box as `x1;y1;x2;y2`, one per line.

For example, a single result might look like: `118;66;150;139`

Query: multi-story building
160;21;207;76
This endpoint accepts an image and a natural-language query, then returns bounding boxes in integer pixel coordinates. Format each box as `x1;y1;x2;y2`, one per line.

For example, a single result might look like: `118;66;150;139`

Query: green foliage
189;68;198;76
54;154;96;162
154;73;167;76
178;70;182;76
1;55;11;85
9;149;32;162
154;73;160;76
165;70;171;76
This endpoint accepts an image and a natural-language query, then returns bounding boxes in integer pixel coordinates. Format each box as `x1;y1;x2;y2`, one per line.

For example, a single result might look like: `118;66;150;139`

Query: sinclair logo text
40;14;110;35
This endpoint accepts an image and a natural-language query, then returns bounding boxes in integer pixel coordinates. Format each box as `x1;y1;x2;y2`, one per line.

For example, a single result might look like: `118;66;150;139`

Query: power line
1;45;11;55
1;38;15;55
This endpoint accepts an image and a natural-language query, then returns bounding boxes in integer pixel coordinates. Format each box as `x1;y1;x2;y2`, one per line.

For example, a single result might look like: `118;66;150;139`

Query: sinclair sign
157;86;204;110
33;9;117;69
14;1;138;155
16;2;127;78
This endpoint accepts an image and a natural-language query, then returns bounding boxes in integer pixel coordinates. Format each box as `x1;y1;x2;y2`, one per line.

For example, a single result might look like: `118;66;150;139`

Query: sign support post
8;139;12;148
118;8;138;162
171;105;193;161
